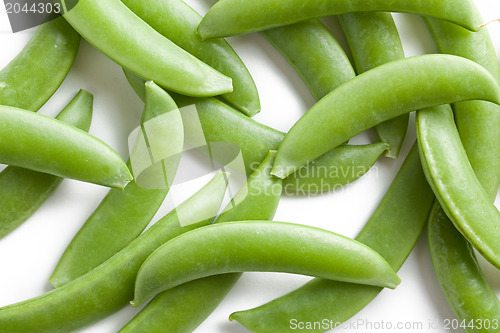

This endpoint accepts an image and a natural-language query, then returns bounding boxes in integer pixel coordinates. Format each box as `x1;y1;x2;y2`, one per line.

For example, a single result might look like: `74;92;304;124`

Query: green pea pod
0;173;228;332
428;204;500;333
49;82;182;287
197;0;481;39
424;11;500;330
282;143;390;195
119;150;282;333
416;105;500;269
0;90;92;239
272;54;500;179
261;19;355;101
338;13;407;158
0;15;80;111
230;143;435;333
56;0;232;97
125;70;389;191
120;0;259;116
132;221;401;306
0;106;132;189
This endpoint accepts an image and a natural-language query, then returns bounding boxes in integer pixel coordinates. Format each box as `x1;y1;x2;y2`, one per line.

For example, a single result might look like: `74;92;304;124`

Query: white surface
0;1;500;332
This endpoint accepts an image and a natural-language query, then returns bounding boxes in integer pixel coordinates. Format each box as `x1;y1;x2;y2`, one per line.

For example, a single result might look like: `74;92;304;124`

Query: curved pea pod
428;203;500;333
261;19;355;101
50;82;182;287
230;143;435;333
125;72;390;191
0;90;92;239
272;54;500;179
197;0;481;39
0;173;228;333
132;221;400;306
283;143;390;195
0;106;132;189
56;0;232;97
119;151;282;333
0;15;80;111
120;0;259;116
338;12;407;158
417;105;500;269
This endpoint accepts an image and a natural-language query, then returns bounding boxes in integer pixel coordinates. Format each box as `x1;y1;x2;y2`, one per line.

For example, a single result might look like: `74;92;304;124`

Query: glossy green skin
272;54;500;179
0;173;228;333
120;151;282;333
0;90;92;239
120;0;259;116
0;16;80;111
231;143;435;333
59;0;232;97
50;83;181;287
261;19;355;101
416;105;500;269
133;220;400;306
425;18;500;198
0;106;132;188
424;15;500;331
125;70;389;189
428;204;500;333
197;0;480;39
338;13;407;159
283;143;389;195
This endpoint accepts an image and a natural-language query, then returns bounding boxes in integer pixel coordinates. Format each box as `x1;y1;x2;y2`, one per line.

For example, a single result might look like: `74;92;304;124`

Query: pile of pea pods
0;0;499;332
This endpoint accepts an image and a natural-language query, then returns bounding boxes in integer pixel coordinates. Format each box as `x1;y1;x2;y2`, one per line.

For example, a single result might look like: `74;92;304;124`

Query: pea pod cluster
1;0;500;332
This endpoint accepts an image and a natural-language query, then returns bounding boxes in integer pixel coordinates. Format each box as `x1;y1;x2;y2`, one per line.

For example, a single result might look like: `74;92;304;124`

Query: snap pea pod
231;143;435;333
197;0;481;39
416;105;500;269
271;54;500;179
50;82;182;287
0;173;228;333
0;106;132;189
0;15;80;111
120;0;259;116
424;18;500;198
338;12;407;158
56;0;232;97
424;13;500;330
125;71;389;189
260;19;355;101
0;90;92;239
120;150;282;333
132;221;401;306
282;143;390;195
428;204;500;333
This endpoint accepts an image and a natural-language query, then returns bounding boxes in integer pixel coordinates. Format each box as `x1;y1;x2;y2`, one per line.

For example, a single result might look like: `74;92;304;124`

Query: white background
1;1;500;332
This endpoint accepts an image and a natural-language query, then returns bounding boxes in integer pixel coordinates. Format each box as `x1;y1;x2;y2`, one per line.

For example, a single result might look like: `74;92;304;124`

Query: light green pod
230;144;435;333
57;0;232;97
132;221;400;306
282;143;390;195
0;173;228;333
120;0;259;116
261;19;355;101
416;104;500;269
50;82;182;287
0;90;92;239
197;0;481;39
0;15;80;111
0;106;132;189
119;151;282;333
338;12;407;158
272;54;500;179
